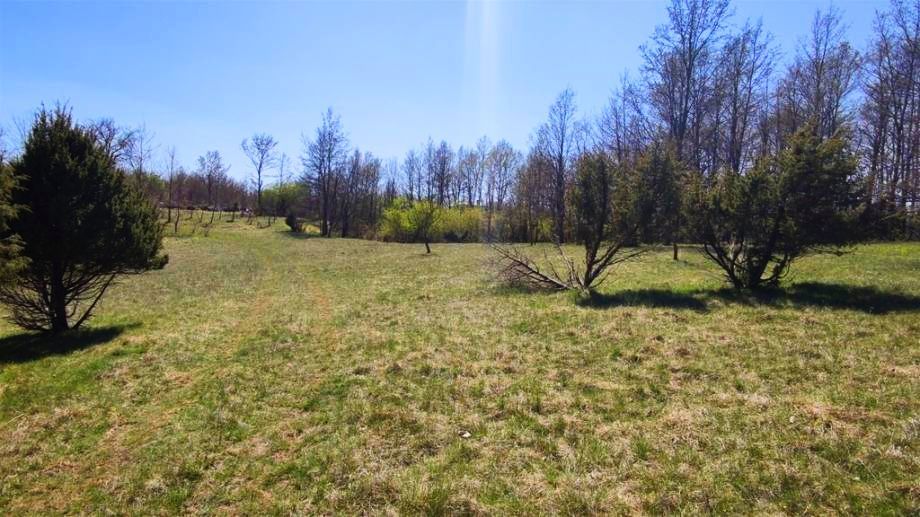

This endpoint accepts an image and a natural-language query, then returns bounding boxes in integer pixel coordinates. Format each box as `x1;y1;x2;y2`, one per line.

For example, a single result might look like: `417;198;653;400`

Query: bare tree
471;136;490;206
643;0;731;165
775;7;861;142
537;88;578;243
402;149;422;200
432;141;453;206
716;20;774;173
165;146;179;223
600;75;653;168
860;0;920;236
88;118;135;164
277;152;291;187
485;140;519;236
197;150;230;209
241;133;279;214
302;109;348;237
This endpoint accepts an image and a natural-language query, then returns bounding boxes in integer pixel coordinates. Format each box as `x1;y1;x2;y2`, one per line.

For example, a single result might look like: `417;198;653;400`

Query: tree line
63;0;912;245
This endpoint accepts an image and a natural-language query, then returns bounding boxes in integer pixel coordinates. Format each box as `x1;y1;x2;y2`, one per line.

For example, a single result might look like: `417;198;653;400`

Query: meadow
0;218;917;514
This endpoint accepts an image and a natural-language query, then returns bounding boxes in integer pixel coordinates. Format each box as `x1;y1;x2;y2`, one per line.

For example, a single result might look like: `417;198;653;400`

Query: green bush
686;127;862;289
440;206;482;242
378;199;483;243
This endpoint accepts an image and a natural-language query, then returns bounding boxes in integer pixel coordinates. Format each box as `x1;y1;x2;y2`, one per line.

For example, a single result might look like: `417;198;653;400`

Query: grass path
1;220;918;514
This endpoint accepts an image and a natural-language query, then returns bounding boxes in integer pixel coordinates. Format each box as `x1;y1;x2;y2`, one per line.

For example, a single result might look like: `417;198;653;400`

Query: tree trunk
424;240;431;254
673;242;679;261
50;266;69;332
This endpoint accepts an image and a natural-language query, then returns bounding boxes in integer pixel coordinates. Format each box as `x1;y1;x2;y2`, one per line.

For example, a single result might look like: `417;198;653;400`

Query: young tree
409;199;441;254
241;133;279;214
493;151;651;296
686;126;861;289
0;107;167;332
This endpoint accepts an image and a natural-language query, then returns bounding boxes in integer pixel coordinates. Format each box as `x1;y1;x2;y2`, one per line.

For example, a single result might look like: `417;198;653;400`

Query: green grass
1;218;918;514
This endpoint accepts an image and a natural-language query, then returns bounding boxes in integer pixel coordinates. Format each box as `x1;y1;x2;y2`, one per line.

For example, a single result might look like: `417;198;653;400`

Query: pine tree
687;125;861;289
0;107;168;332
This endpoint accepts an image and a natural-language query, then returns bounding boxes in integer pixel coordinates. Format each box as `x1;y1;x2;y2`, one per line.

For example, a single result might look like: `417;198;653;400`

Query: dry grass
0;218;917;514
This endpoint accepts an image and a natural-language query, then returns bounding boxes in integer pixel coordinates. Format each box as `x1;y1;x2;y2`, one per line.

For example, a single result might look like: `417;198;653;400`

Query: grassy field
0;218;918;514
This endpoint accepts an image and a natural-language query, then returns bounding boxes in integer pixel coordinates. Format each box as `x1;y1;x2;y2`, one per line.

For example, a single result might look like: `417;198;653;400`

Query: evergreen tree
687;125;861;289
0;107;168;332
0;160;24;286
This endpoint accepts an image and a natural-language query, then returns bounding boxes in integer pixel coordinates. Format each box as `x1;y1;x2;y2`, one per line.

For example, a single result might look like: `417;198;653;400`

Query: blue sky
1;0;885;181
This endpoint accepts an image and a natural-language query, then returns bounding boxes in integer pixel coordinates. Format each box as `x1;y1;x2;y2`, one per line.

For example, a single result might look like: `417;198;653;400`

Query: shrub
686;126;862;289
379;198;413;242
285;212;304;233
493;151;652;294
380;199;484;245
440;206;482;242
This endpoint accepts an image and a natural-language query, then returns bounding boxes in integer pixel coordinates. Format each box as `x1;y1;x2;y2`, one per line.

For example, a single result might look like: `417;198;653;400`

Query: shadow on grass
577;282;920;314
709;282;920;314
0;324;137;365
280;230;321;240
577;289;709;311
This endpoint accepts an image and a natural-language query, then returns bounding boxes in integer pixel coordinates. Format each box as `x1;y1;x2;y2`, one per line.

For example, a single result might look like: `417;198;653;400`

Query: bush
378;199;483;244
285;212;304;233
379;198;413;242
440;206;482;242
686;127;862;289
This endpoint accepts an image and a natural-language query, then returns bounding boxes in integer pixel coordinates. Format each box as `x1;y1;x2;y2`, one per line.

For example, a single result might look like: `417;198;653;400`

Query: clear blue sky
1;0;885;182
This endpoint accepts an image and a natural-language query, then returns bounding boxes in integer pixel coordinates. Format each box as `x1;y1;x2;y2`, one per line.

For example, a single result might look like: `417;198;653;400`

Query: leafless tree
457;145;477;206
277;152;291;187
88;118;135;164
382;158;399;206
485;140;519;236
165;146;180;223
775;7;860;142
242;133;279;214
402;149;422;200
860;0;920;235
197;150;230;209
715;20;774;173
471;136;490;205
537;88;578;243
302;108;348;237
433;141;453;206
643;0;730;166
600;75;653;167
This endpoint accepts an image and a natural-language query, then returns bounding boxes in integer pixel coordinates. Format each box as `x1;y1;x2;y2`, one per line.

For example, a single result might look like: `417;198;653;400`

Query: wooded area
1;1;911;246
